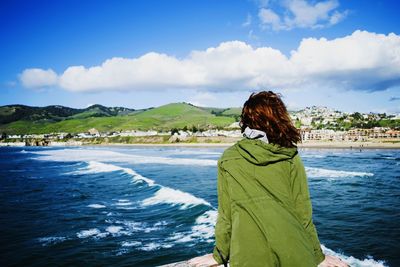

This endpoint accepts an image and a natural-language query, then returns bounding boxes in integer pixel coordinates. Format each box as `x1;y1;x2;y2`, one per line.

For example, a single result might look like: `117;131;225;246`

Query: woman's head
240;91;301;148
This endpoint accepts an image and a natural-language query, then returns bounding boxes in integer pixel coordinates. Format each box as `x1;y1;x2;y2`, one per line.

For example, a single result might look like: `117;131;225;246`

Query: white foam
141;187;211;209
115;220;145;232
115;248;130;256
382;156;396;160
28;148;253;212
192;210;218;239
154;220;169;227
73;161;212;211
115;201;133;206
306;167;374;178
121;241;142;247
140;242;173;251
76;228;101;238
320;244;388;267
143;225;163;233
189;210;218;242
168;232;192;243
168;210;218;244
31;148;217;166
106;226;123;234
87;204;106;209
301;154;326;158
38;236;68;246
75;161;156;186
116;206;137;210
77;225;135;239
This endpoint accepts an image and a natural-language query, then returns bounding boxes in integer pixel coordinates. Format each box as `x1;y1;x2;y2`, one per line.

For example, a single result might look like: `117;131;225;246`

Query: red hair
240;91;301;148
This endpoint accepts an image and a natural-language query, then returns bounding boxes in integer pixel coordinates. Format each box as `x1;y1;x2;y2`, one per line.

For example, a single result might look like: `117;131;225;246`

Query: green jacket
212;138;325;267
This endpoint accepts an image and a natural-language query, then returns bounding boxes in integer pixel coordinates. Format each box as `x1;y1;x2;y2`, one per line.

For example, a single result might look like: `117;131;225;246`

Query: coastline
297;141;400;149
1;140;400;149
94;141;400;149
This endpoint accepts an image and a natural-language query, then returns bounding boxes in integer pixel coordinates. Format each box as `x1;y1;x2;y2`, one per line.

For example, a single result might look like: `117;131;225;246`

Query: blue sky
1;0;400;113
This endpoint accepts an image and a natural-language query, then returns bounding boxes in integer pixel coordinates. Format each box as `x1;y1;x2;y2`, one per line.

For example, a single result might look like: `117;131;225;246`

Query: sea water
0;146;398;267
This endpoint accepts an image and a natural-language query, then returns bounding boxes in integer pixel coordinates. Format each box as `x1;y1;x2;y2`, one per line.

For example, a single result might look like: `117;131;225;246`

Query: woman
188;91;349;267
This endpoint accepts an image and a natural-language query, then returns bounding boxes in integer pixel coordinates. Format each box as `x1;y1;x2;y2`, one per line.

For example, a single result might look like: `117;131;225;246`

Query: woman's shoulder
218;143;242;165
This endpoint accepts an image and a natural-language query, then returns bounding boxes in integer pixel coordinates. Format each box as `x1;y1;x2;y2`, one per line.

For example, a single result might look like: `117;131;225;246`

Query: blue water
0;146;398;267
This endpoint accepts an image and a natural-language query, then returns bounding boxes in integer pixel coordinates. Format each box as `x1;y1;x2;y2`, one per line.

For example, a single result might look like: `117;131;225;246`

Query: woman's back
189;91;347;267
213;138;325;267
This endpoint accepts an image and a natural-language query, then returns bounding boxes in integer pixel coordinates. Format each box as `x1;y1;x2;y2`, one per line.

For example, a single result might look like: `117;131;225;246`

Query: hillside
0;103;238;134
0;104;136;124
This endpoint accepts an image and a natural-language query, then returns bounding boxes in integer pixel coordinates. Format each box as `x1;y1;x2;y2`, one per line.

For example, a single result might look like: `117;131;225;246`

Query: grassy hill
0;103;239;134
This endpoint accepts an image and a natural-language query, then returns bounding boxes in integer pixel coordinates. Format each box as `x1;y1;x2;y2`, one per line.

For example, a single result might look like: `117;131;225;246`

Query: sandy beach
2;140;400;149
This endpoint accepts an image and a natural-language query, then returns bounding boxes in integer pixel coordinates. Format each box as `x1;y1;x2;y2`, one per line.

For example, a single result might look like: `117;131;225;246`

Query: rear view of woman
189;91;349;267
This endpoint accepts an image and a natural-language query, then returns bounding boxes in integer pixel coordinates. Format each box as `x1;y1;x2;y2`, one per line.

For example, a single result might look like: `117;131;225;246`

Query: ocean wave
87;204;106;209
37;236;68;246
167;209;217;244
116;241;144;256
121;241;142;247
190;210;217;242
106;226;123;234
74;161;156;186
140;242;173;251
305;167;374;178
31;148;217;166
321;244;388;267
109;219;167;233
77;226;131;239
74;161;211;210
119;240;173;253
115;201;134;206
154;220;169;227
116;220;149;232
300;154;326;158
76;228;104;239
74;219;167;243
141;187;211;209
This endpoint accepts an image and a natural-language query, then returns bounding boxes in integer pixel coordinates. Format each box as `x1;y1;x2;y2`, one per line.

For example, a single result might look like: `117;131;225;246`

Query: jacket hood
235;138;298;165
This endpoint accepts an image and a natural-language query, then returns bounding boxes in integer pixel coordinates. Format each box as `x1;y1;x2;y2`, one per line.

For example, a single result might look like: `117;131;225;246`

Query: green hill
0;104;135;124
0;102;237;134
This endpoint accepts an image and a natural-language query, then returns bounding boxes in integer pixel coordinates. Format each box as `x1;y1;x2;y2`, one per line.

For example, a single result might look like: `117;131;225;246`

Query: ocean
0;145;398;267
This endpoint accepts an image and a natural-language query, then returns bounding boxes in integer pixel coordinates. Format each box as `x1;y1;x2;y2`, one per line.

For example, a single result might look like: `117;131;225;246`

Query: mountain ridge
0;102;239;134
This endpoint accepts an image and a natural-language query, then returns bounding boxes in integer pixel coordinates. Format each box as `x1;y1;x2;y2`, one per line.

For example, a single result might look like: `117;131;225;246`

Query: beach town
1;105;399;148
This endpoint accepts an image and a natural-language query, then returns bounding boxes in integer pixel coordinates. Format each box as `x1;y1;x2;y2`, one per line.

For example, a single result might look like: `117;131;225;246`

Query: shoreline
94;141;400;149
97;142;400;150
2;140;400;149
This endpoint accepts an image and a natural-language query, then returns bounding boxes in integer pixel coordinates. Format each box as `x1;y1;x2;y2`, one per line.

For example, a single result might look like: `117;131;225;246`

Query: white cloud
259;8;284;30
248;29;259;40
19;30;400;94
329;10;348;25
242;14;252;27
258;0;348;30
19;68;58;88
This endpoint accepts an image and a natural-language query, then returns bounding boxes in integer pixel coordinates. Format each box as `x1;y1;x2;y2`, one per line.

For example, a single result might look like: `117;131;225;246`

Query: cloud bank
20;30;400;93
